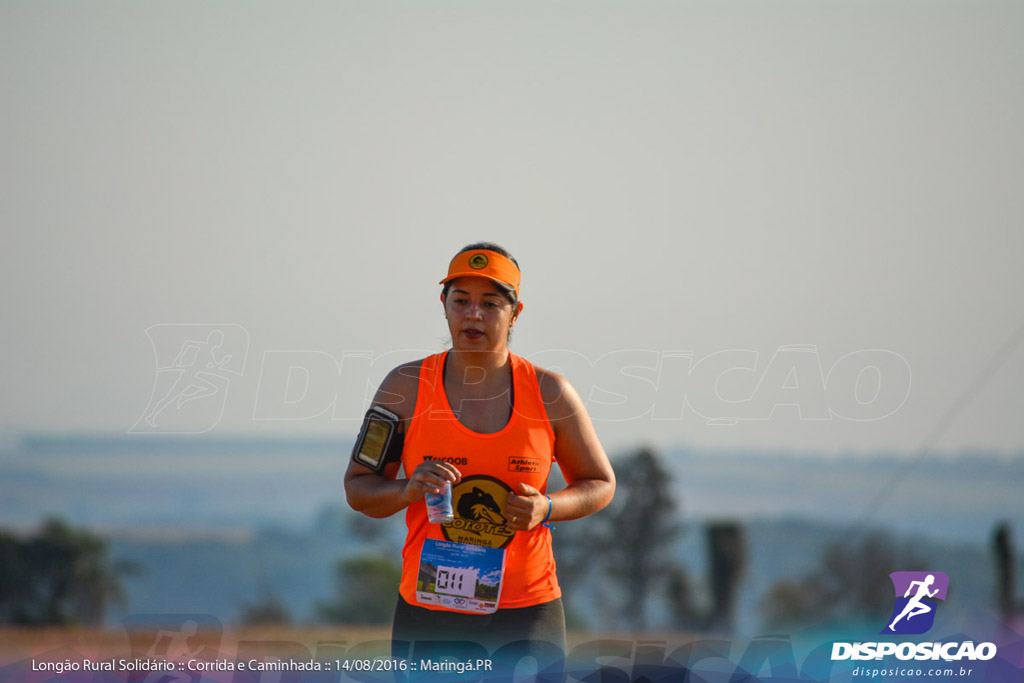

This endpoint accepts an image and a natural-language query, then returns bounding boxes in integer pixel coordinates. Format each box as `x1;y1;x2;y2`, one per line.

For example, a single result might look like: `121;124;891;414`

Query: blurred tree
0;518;134;625
761;531;929;629
707;522;747;633
667;564;703;631
590;447;689;631
992;521;1015;621
346;510;404;556
316;554;402;625
239;587;292;626
0;529;31;623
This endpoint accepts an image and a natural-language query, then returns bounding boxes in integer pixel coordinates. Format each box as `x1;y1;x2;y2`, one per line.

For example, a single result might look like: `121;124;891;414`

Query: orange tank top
398;351;561;611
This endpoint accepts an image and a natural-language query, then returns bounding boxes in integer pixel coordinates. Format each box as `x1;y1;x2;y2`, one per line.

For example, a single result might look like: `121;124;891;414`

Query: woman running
344;242;615;662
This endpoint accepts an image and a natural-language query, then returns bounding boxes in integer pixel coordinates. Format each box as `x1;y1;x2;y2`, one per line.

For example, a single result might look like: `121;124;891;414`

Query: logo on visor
882;571;949;635
468;253;489;269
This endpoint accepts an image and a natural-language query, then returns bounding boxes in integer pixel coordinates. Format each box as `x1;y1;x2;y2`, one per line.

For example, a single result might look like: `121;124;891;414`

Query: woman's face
442;276;521;351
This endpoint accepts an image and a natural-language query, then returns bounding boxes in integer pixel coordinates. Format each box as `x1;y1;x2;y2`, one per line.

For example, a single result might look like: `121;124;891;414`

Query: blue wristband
542;495;554;529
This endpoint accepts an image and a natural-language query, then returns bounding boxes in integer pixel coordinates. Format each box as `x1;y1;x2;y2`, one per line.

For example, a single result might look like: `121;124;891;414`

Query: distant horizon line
7;430;1022;461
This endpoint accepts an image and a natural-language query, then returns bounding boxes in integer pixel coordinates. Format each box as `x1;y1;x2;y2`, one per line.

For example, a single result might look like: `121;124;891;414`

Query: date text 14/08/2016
338;659;494;674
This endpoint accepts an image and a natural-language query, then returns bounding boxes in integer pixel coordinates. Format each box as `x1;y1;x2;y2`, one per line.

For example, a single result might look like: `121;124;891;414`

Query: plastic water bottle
425;480;454;524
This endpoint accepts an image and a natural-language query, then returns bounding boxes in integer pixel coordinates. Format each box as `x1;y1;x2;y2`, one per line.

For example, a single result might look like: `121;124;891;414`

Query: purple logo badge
881;571;949;635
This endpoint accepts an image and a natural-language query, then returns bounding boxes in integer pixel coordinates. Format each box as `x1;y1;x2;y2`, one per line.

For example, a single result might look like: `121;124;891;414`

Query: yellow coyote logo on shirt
443;475;515;549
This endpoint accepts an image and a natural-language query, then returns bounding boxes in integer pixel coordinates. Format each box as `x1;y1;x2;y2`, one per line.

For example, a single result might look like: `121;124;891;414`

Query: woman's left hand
505;483;548;530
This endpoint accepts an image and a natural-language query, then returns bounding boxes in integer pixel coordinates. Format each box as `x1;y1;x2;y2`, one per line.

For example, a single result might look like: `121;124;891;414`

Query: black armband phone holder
351;406;404;473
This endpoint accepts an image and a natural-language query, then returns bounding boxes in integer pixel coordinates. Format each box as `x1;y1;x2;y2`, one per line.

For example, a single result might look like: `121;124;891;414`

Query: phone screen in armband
352;406;401;472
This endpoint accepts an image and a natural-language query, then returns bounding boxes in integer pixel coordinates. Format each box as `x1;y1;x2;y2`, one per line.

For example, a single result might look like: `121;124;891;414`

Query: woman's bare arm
505;369;615;529
344;361;460;517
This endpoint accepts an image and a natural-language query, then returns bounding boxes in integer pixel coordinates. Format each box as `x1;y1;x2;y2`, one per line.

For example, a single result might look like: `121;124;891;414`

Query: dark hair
440;242;519;306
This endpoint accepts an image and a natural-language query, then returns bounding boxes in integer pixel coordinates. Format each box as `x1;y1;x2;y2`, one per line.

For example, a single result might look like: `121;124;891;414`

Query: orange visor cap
439;249;521;299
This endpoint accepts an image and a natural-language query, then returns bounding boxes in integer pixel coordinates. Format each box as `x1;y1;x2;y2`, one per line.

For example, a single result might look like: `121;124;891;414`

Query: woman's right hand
403;461;461;503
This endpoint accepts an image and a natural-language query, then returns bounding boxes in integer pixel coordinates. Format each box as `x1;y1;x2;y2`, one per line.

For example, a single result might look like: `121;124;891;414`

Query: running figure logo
131;324;249;433
121;613;223;683
881;571;949;635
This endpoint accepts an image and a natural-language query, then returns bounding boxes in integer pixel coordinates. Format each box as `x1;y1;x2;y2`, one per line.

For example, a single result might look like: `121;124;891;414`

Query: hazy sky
3;1;1023;456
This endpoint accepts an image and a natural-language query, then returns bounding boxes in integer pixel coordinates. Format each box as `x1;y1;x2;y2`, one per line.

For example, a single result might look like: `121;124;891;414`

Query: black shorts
391;594;566;663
